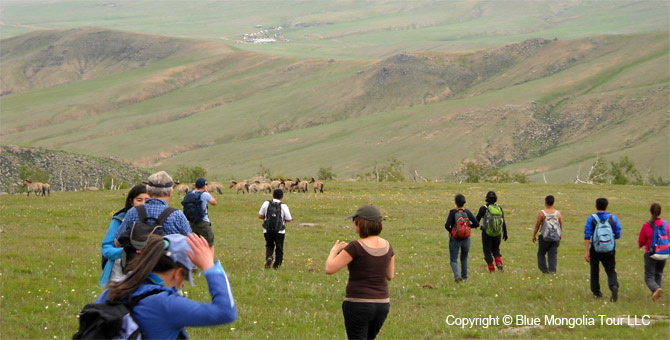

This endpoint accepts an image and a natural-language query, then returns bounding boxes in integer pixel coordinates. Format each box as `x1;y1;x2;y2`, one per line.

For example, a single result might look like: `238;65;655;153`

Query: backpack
650;220;670;260
483;204;504;237
117;205;176;273
181;191;205;222
263;200;284;233
591;214;615;253
541;210;562;242
451;209;471;240
73;290;162;339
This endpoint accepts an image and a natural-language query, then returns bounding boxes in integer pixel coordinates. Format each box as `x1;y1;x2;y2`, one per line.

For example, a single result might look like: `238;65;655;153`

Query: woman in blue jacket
95;233;237;339
100;184;149;287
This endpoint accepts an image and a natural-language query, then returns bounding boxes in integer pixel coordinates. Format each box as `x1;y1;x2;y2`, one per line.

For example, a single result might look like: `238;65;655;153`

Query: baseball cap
195;178;207;188
163;234;196;286
347;204;383;222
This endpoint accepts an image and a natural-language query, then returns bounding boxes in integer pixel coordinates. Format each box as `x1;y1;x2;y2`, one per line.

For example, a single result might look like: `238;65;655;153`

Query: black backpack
181;191;205;222
117;205;176;273
263;200;284;233
73;290;162;339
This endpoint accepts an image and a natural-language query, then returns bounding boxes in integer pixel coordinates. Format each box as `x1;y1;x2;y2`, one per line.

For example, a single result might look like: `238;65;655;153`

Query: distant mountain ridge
1;28;668;182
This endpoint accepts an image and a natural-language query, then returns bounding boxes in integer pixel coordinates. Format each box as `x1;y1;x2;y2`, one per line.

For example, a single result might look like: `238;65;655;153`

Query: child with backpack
637;203;668;301
100;184;149;287
444;194;479;282
76;233;236;339
532;195;563;274
476;191;508;273
584;197;622;302
258;189;292;269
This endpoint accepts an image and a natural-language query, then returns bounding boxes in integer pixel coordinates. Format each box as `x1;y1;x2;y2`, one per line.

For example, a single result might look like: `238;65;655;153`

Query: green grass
1;182;669;339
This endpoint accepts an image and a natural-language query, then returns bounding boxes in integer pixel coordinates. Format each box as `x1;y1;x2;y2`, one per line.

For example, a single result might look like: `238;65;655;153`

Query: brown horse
310;177;324;193
295;178;308;193
22;179;45;197
229;180;249;194
42;183;51;196
173;182;190;195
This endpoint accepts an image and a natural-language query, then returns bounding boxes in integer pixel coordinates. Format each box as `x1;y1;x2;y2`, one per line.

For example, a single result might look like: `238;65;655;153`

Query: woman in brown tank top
325;204;395;340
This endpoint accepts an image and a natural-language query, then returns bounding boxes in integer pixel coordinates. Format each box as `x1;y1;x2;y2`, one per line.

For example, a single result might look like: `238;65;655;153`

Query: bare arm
558;212;564;240
209;196;218;206
258;214;265;220
325;240;351;275
387;255;395;281
584;239;591;263
532;211;544;243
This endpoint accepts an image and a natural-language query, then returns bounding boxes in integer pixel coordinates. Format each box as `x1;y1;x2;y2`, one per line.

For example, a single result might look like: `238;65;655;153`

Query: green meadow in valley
1;182;669;339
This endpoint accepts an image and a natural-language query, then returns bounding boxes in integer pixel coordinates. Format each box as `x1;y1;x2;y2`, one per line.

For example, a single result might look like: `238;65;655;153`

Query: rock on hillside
0;145;150;192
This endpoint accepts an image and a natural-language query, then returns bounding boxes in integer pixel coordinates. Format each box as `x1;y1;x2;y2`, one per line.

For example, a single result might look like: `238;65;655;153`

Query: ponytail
650;203;662;223
107;234;179;301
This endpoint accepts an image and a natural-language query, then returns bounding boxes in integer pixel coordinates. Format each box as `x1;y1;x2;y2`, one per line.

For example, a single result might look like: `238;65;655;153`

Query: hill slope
1;29;668;182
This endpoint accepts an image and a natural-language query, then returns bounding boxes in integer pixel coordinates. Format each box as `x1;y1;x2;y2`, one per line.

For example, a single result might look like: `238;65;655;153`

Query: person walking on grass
532;195;563;274
584;197;622;302
100;184;149;287
476;191;508;272
638;203;668;302
258;189;292;269
183;177;217;247
444;194;479;282
325;204;394;340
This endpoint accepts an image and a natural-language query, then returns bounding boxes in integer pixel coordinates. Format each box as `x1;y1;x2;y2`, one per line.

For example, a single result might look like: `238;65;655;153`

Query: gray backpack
541;210;561;242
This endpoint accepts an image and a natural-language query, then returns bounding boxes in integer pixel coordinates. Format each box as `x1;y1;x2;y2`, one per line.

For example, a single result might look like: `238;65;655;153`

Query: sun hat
163;234;196;286
195;178;207;189
347;204;383;222
147;171;174;188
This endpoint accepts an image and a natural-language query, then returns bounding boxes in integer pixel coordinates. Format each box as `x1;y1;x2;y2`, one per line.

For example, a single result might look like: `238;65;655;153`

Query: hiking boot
495;257;503;272
265;256;273;269
652;288;663;302
487;263;495;273
454;276;463;283
593;292;603;298
610;286;618;302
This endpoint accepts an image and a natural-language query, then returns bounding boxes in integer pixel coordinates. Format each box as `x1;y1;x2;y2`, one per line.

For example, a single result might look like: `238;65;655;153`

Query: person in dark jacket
476;191;508;272
444;194;479;282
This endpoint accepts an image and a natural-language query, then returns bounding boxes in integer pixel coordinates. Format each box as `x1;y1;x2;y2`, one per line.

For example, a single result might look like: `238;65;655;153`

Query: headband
148;181;173;188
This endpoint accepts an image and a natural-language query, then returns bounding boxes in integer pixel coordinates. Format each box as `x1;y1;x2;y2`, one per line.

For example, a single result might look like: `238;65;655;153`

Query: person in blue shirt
189;177;218;246
99;184;149;287
584;197;622;302
96;233;237;339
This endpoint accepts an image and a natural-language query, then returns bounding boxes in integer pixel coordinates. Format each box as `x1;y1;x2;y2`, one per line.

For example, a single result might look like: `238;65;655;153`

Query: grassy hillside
1;0;668;59
1;28;667;182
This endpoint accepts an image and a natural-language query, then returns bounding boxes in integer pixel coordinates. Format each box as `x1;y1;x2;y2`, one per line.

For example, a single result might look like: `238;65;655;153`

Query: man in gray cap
115;171;192;241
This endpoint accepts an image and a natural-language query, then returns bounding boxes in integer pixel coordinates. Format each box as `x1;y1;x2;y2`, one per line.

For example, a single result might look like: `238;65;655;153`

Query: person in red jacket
638;203;667;302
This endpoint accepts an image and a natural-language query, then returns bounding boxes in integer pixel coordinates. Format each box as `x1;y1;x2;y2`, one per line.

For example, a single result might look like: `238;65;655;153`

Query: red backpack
451;209;471;239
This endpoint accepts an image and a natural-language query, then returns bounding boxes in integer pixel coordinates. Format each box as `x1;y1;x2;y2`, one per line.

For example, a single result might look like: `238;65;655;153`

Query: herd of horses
229;178;324;194
22;179;51;197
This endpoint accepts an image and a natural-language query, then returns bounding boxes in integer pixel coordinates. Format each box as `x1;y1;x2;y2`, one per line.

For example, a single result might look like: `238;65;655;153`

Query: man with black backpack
182;178;217;246
258;189;292;269
444;194;479;283
114;171;191;272
584;197;622;302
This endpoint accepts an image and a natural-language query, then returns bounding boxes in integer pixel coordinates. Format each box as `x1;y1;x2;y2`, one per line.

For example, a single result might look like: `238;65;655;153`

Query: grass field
1;182;669;339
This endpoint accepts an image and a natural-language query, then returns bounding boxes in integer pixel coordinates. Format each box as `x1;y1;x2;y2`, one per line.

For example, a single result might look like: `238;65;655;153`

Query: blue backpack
650;221;670;260
591;214;615;253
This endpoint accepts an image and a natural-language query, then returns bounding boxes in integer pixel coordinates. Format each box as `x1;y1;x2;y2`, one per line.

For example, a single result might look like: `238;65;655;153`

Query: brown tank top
343;240;394;300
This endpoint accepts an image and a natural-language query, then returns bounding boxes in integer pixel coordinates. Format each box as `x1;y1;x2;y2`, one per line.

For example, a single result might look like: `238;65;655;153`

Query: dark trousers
342;301;390;340
644;252;666;293
264;232;285;269
537;236;560;273
481;231;502;264
190;220;214;246
589;246;618;296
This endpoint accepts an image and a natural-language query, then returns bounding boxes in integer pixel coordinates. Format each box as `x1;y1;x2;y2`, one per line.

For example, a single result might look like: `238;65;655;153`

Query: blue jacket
95;261;236;339
584;212;622;247
100;211;125;287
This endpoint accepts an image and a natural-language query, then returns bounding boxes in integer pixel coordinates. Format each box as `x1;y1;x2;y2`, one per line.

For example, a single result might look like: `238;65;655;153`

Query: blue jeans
449;237;471;279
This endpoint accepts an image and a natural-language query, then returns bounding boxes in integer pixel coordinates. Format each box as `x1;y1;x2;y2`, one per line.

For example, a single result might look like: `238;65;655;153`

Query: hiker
183;178;217;247
258;189;292;269
444;194;479;282
532;195;564;274
100;184;150;287
638;203;668;301
584;197;622;302
325;204;394;340
476;191;508;272
115;171;191;242
92;233;236;338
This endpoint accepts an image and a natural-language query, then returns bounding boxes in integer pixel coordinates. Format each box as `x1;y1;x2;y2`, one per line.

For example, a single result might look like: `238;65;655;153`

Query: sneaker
265;256;273;269
496;264;504;272
487;263;495;273
462;278;468;283
610;286;618;302
652;288;663;302
593;292;603;298
454;276;463;283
